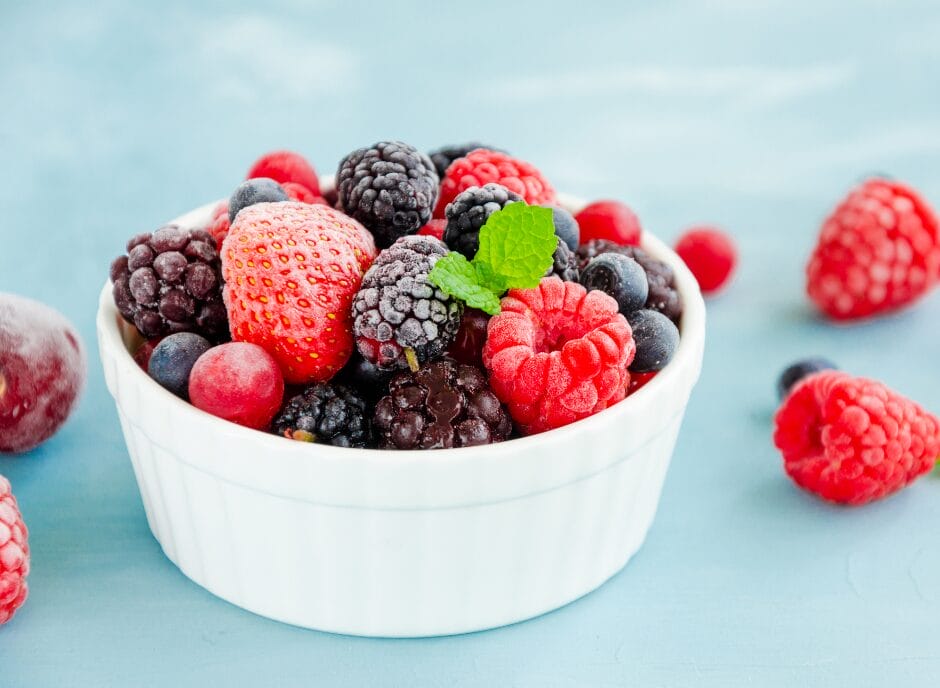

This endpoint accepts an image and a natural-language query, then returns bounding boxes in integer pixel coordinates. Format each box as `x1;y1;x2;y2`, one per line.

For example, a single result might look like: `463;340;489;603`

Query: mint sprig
428;203;557;315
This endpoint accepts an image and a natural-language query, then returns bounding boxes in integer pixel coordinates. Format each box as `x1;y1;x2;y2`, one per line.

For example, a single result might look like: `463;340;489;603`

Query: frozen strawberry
222;202;377;384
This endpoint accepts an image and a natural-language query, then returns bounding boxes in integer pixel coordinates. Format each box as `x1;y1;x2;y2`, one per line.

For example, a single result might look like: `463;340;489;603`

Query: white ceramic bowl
97;193;705;637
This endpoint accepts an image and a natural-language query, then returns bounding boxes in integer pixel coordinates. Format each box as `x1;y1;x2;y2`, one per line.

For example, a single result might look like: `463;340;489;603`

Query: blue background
2;1;940;685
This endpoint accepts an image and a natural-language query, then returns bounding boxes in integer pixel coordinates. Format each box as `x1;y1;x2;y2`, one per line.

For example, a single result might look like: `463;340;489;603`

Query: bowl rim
97;192;706;470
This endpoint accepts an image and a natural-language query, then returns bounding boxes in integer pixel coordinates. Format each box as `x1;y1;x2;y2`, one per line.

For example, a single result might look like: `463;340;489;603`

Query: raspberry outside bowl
96;192;706;637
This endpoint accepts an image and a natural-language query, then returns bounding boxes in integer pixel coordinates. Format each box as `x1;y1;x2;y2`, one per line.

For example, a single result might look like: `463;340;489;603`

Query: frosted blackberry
545;240;580;282
111;225;227;340
374;358;512;449
273;383;372;448
352;235;463;370
577;240;683;323
443;183;523;258
336;141;439;248
428;142;503;178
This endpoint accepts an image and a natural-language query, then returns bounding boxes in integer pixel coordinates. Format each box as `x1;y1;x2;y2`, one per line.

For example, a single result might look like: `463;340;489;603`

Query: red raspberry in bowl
281;181;328;206
247;150;320;197
483;276;635;435
806;178;940;320
773;371;940;505
207;201;230;250
189;342;285;430
0;474;29;624
674;226;737;295
222;202;377;384
436;149;556;218
1;294;86;454
574;200;642;246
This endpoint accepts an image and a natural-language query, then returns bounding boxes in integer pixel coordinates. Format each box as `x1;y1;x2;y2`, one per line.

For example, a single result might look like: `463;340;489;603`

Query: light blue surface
2;1;940;685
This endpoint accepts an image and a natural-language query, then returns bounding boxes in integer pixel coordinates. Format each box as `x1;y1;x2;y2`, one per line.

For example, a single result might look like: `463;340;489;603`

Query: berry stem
404;347;420;373
291;430;317;443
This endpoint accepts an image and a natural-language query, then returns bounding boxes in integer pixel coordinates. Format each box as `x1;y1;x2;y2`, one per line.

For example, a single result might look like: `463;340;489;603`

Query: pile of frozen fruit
110;143;693;449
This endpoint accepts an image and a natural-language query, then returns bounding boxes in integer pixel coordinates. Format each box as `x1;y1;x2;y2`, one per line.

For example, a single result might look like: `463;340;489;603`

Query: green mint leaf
428;252;503;315
474;203;557;289
473;260;508;294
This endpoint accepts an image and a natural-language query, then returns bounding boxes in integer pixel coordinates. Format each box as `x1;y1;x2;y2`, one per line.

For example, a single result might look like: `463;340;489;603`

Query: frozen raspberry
549;206;580;250
247;150;321;197
777;357;838;400
773;371;940;505
222;202;376;384
807;179;940;320
443;183;524;258
428;142;503;178
417;219;447;241
627;371;656;395
147;332;212;399
0;294;86;454
446;307;490;368
483;277;635;435
374;359;512;449
436;149;556;218
228;178;289;223
111;225;228;340
675;226;737;295
273;382;372;448
577;241;683;323
352;235;463;371
575;200;642;246
0;475;28;624
188;342;285;430
336;141;440;248
132;337;164;371
207;201;230;250
545;240;580;282
627;309;680;373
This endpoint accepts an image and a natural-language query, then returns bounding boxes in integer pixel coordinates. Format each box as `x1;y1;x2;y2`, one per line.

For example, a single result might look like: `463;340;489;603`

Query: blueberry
628;309;680;373
549;206;580;250
147;332;212;399
580;253;649;315
228;177;289;223
777;357;837;400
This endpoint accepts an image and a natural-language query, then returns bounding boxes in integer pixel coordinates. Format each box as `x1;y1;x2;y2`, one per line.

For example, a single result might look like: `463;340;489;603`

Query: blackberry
428;142;503;179
777;357;838;400
443;183;523;258
576;240;683;323
336;141;439;248
352;235;463;371
374;359;512;449
111;225;228;340
228;177;288;223
335;351;395;404
545;240;580;282
273;382;372;448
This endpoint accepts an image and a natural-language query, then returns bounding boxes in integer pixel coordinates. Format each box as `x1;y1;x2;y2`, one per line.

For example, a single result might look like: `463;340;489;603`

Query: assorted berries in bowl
96;142;705;637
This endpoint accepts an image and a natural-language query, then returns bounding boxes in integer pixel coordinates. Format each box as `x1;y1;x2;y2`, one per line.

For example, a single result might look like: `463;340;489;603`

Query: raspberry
132;336;164;372
374;359;512;449
352;235;463;370
773;371;940;505
1;294;86;454
417;219;447;241
675;226;737;295
273;382;372;448
628;371;656;395
281;181;327;205
247;150;321;197
222;202;377;383
111;225;228;340
436;149;556;219
207;201;230;250
806;179;940;320
336;141;439;248
0;475;28;624
428;142;503;179
577;240;683;323
483;277;635;435
545;240;580;282
574;200;642;246
188;342;285;430
442;183;523;258
446;307;490;368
